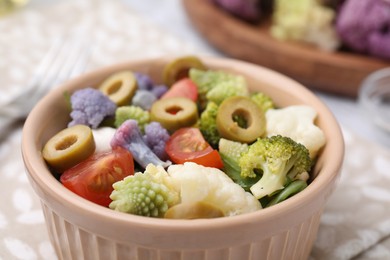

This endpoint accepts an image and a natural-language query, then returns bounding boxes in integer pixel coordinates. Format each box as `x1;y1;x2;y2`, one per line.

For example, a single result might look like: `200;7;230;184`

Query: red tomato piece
165;127;224;169
60;147;134;207
161;78;198;101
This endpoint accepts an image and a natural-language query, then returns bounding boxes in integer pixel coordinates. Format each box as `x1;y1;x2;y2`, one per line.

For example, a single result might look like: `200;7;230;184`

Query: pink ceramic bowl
22;56;344;260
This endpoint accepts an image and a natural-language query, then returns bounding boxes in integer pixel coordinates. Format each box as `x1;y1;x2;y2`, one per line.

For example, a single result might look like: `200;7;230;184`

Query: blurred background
1;0;390;259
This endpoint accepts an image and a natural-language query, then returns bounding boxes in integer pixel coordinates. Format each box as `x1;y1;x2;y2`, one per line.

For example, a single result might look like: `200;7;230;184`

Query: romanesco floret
114;106;150;131
219;138;248;163
270;0;340;51
143;122;170;160
239;135;312;199
250;92;275;113
265;105;326;158
110;164;179;217
189;68;249;106
110;119;171;169
167;162;261;216
131;90;157;110
218;138;258;191
199;101;220;148
68;88;117;128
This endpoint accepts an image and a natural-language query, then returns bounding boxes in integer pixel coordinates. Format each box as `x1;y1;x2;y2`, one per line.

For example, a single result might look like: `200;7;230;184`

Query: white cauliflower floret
92;127;116;153
265;105;326;159
167;162;261;216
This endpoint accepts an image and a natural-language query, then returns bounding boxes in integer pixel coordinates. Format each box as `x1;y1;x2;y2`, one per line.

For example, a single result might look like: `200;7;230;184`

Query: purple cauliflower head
143;122;170;160
111;119;171;169
212;0;261;22
336;0;390;59
68;87;117;129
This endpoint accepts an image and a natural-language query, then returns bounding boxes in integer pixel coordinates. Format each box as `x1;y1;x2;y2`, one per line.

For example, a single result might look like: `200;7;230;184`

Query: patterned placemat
1;0;390;259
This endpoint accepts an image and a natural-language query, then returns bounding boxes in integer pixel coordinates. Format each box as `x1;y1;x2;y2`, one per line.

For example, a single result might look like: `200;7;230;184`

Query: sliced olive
42;125;95;173
216;96;265;143
150;97;198;133
164;201;224;219
163;56;207;86
98;71;137;106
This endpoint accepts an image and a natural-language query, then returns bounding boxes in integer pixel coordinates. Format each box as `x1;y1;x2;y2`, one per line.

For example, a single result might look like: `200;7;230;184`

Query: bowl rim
22;56;345;232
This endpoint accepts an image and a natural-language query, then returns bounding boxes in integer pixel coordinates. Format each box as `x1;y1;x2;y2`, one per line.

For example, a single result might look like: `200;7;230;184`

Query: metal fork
0;35;91;140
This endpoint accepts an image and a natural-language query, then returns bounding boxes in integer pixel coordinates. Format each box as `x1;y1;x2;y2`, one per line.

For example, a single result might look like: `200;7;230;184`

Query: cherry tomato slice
161;78;198;101
165;127;223;169
60;147;134;207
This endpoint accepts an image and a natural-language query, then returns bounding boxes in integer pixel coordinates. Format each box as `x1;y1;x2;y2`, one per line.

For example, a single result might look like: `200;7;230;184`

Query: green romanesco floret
250;92;275;113
199;101;220;148
218;138;258;191
114;105;150;131
239;135;312;199
189;68;249;107
109;164;179;218
219;138;248;163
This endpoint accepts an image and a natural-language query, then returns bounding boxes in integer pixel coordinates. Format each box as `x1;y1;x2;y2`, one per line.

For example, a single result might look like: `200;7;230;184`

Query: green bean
266;180;307;207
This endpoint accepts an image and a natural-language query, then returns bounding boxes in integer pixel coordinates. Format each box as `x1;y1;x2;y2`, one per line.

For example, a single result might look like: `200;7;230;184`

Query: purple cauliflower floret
68;88;117;128
143;122;170;160
132;90;157;110
212;0;261;22
110;119;171;169
135;72;154;90
336;0;390;59
151;84;169;98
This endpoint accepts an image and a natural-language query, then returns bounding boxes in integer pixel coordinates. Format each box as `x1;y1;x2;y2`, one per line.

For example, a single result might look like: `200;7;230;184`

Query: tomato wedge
161;78;198;101
60;147;134;207
165;127;223;169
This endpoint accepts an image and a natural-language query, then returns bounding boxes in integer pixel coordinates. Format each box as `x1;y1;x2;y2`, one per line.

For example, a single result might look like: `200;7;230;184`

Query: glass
0;0;29;16
359;67;390;133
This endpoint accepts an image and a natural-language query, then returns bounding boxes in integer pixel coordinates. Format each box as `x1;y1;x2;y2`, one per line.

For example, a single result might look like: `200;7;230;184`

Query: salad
41;56;326;219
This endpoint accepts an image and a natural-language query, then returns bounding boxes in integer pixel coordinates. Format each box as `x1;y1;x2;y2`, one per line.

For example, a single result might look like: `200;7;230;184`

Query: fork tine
29;36;90;106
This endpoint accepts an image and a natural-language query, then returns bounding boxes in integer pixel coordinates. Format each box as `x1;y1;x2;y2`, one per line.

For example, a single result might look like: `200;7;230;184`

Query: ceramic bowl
22;56;344;260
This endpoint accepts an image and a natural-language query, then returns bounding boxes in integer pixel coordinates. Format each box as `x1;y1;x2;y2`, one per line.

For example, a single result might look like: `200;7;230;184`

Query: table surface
1;1;390;260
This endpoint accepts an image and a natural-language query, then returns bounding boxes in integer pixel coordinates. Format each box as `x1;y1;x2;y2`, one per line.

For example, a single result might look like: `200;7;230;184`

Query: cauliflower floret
265;105;326;159
167;162;261;216
92;127;116;153
68;88;117;128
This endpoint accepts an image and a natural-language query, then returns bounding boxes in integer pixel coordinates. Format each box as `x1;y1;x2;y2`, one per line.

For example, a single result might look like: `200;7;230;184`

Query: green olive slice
42;125;96;173
98;71;137;106
150;97;198;133
216;96;265;143
163;56;207;86
164;201;224;219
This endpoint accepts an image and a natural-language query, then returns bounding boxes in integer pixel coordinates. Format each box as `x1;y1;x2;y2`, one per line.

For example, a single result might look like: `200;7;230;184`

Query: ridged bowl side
41;202;323;260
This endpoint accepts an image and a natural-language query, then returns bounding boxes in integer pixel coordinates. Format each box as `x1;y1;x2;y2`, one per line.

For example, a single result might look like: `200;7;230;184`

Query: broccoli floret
189;68;249;107
110;119;171;169
239;135;312;199
68;88;117;128
132;90;157;110
143;122;170;160
114;106;150;130
110;164;179;217
250;92;275;113
219;138;248;163
199;101;220;148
